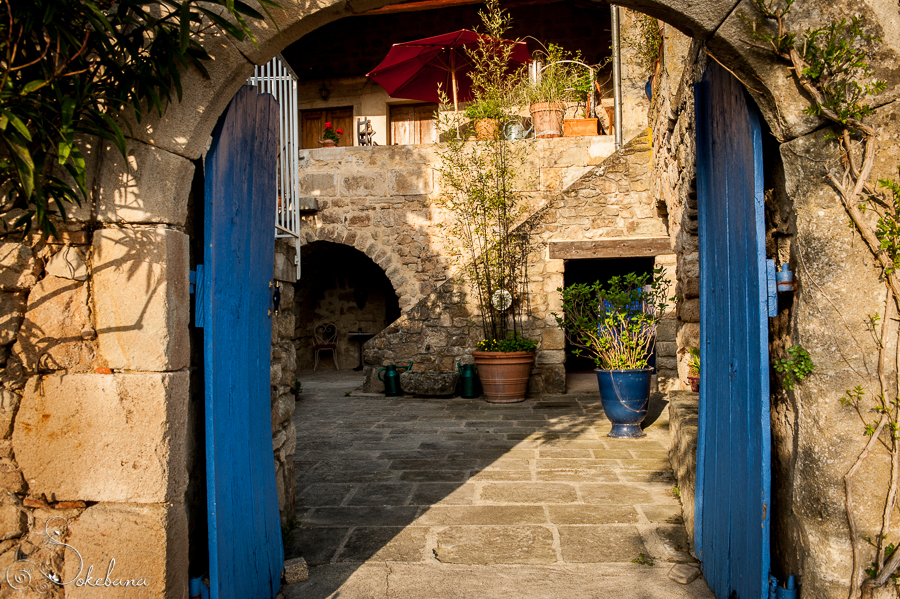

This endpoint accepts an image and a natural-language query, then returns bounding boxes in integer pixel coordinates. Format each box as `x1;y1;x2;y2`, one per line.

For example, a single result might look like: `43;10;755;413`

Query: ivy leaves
773;344;815;391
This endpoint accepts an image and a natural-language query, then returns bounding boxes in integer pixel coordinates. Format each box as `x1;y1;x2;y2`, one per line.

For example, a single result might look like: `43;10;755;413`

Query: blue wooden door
694;62;773;598
202;85;284;599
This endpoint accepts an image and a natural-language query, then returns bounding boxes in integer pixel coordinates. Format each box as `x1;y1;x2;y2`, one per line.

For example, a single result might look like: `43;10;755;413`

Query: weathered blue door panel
694;61;772;599
203;85;284;599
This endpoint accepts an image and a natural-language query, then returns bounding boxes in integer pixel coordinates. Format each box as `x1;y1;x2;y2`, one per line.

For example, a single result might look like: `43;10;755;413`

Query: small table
348;332;375;371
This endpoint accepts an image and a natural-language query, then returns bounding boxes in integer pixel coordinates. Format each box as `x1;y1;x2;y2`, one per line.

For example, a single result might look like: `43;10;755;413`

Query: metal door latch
269;280;281;317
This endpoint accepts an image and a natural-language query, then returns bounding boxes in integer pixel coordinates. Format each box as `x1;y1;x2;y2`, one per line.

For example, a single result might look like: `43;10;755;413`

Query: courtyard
283;370;713;598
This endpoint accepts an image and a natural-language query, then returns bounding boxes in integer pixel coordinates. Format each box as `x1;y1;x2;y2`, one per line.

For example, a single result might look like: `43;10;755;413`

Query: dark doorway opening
294;241;401;371
562;256;655;372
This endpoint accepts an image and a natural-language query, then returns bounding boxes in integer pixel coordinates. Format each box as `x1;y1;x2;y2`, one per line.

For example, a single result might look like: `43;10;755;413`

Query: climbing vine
746;1;899;597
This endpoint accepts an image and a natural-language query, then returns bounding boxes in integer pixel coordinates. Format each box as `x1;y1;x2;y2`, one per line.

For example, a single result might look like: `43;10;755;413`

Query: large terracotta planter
473;350;535;403
529;102;564;139
563;118;599;137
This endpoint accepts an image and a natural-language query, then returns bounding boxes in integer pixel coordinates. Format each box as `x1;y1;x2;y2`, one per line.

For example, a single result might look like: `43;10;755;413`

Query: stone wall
355;131;675;393
648;27;701;391
648;9;900;597
0;202;191;598
0;165;298;595
272;239;299;525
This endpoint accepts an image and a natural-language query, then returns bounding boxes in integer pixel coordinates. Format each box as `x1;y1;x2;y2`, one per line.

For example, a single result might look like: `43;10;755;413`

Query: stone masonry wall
0;144;298;593
272;239;298;525
648;6;900;596
358;132;674;394
649;28;701;391
297;136;619;313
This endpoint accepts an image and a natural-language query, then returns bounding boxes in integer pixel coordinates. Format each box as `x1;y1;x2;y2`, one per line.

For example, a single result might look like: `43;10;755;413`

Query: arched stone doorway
72;1;900;598
294;241;401;371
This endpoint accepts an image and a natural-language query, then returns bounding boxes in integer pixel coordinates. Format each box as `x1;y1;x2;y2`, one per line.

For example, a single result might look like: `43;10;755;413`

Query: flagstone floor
282;370;714;599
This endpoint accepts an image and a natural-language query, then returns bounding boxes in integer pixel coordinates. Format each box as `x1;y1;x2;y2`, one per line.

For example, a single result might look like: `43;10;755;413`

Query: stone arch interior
294;241;401;371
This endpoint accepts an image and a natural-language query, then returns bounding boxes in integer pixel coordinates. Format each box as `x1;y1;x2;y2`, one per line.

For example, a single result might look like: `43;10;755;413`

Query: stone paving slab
283;563;716;599
285;370;711;598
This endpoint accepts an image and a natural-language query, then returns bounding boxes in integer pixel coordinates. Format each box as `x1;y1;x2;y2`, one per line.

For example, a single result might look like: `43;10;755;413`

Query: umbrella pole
451;52;460;137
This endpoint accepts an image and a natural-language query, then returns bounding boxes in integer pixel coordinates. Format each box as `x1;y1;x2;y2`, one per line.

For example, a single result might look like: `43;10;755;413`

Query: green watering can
378;362;413;396
458;363;478;398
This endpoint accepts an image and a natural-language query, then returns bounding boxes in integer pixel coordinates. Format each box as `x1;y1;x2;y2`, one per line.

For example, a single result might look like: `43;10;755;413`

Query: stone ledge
668;390;698;557
399;371;459;397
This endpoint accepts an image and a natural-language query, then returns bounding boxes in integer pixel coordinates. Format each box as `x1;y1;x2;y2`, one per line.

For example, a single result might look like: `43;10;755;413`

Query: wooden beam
549;237;674;260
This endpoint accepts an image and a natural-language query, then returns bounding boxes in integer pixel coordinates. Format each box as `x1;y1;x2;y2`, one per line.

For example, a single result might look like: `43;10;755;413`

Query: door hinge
192;265;206;328
766;259;778;318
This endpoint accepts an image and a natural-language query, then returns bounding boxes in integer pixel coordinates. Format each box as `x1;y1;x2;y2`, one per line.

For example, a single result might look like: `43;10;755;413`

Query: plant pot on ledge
473;350;535;403
563;118;599;137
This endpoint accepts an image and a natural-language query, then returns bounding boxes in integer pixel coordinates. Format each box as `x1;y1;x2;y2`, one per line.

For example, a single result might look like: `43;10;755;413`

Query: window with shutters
389;103;438;145
301;107;353;149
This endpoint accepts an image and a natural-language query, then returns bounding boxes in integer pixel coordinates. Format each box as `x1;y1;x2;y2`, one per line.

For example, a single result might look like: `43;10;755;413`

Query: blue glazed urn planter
595;368;653;438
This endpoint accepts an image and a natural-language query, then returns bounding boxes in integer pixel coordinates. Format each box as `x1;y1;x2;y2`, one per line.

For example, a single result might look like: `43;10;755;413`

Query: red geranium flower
324;122;332;128
336;129;343;135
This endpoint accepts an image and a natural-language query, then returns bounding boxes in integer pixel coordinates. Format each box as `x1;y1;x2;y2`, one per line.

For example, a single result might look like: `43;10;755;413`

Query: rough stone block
65;502;188;599
0;292;25;345
0;505;25;541
0;243;40;291
541;328;565;350
678;298;700;323
283;557;309;584
677;322;700;349
389;169;432;195
400;371;459;396
13;372;189;503
13;276;99;372
96;140;193;225
0;389;20;439
669;563;701;584
93;228;189;371
340;174;386;197
45;246;88;281
536;350;565;365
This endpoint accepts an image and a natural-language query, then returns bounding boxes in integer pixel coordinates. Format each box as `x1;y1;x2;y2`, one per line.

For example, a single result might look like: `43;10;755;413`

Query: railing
248;55;302;278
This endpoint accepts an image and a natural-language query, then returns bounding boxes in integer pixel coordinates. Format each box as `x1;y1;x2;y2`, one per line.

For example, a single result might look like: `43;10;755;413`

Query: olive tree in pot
553;270;671;437
435;0;539;403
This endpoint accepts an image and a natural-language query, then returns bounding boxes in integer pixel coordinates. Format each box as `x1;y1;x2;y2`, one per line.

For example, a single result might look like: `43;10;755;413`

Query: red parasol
366;29;530;112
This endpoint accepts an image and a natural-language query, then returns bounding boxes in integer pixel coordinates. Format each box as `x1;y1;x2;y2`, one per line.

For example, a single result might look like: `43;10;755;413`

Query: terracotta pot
318;139;336;147
529;102;565;139
474;118;500;140
563;118;599;137
472;350;535;403
688;376;700;392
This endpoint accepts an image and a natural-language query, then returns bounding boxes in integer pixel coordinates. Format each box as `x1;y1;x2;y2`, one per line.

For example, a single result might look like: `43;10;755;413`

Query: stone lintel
549;237;674;260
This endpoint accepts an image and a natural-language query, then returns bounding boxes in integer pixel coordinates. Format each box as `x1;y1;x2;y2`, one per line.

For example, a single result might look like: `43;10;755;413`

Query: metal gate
248;55;302;279
199;85;284;599
694;61;775;599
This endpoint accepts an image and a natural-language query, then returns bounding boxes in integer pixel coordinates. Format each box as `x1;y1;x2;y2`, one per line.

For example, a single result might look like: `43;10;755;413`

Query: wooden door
301;107;353;148
201;85;284;599
694;61;774;599
390;103;437;145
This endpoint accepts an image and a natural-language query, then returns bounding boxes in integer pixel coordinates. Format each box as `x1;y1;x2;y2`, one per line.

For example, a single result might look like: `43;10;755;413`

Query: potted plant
519;43;582;138
319;121;343;147
686;347;700;392
435;0;539;403
464;97;505;140
553;270;671;437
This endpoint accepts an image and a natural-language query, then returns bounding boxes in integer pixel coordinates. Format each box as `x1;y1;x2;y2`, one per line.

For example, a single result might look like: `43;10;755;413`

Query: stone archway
299;224;414;311
72;1;900;598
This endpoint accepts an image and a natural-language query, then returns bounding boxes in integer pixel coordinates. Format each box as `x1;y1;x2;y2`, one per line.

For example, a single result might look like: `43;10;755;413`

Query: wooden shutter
301;111;323;150
328;108;353;147
390;103;437;145
301;107;354;148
